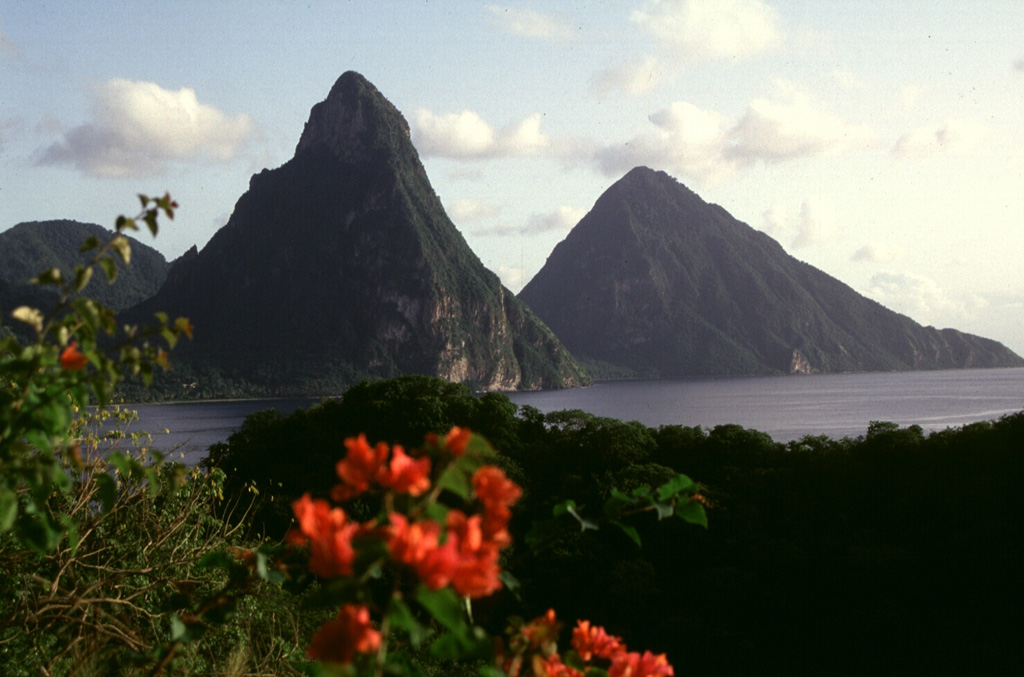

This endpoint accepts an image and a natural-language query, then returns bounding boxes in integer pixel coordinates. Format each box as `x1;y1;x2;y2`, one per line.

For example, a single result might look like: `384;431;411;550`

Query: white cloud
631;0;780;61
899;85;924;110
38;79;258;177
595;101;731;179
866;271;981;327
851;244;902;263
891;120;985;157
469;206;584;238
763;198;838;248
446;198;501;222
527;206;586;233
1015;58;1024;72
592;55;662;97
595;90;873;181
413;109;550;159
486;5;574;41
497;264;526;290
726;93;876;165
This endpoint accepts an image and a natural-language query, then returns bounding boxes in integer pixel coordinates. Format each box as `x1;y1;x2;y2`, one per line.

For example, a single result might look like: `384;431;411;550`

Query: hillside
519;167;1024;377
128;72;588;397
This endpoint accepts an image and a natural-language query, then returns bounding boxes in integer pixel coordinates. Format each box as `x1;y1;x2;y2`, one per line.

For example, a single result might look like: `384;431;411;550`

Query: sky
2;1;1023;354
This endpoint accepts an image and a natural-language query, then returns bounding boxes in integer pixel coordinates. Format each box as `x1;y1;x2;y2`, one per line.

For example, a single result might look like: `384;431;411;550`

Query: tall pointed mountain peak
294;70;412;161
520;168;1023;378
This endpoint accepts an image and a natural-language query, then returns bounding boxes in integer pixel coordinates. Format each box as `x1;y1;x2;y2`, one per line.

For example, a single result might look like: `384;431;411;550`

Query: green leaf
98;257;118;283
111;235;131;265
415;585;466;633
610;519;642;548
79;236;101;252
0;487;18;532
73;265;93;293
389;597;430;648
676;500;708;528
437;465;472;500
31;268;63;286
94;473;117;513
656;474;697;501
653;500;674;520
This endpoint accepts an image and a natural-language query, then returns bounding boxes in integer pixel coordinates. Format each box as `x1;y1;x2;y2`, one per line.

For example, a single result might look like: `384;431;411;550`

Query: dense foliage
0;220;170;312
210;376;1024;673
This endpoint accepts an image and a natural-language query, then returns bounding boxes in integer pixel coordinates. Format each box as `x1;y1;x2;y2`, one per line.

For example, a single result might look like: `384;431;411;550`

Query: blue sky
2;1;1024;353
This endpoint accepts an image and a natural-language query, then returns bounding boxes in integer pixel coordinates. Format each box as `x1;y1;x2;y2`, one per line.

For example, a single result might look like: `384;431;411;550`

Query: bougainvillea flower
609;650;674;677
445;426;472;456
59;341;88;371
445;510;503;598
306;604;381;665
288;494;360;578
332;434;389;501
378;445;431;496
538;654;585;677
572;619;624;662
473;465;522;541
387;513;459;589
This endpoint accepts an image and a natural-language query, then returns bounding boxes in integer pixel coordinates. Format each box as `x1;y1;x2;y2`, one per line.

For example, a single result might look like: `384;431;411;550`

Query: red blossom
572;619;624;662
378;445;431;496
609;650;674;677
332;434;389;501
287;494;361;578
59;341;88;371
445;426;473;456
306;604;381;665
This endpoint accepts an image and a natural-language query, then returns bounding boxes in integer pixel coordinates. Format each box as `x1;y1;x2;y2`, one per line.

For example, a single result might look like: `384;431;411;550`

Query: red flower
287;494;360;578
378;445;431;496
572;620;624;662
59;341;88;371
307;604;381;665
446;510;504;598
473;465;522;543
609;650;674;677
445;426;472;456
332;434;389;501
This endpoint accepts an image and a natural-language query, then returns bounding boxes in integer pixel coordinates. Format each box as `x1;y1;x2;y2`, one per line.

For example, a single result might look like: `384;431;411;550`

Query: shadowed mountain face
131;72;588;393
519;167;1024;378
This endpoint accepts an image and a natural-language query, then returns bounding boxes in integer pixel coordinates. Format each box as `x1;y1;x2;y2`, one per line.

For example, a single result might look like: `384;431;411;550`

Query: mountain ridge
127;72;588;397
519;166;1023;377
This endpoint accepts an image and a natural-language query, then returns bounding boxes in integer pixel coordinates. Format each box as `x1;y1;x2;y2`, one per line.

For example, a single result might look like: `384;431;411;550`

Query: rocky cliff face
519;166;1024;378
131;72;588;394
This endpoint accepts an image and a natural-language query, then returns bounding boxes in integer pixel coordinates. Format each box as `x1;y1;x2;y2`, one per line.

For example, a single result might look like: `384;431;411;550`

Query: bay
128;368;1024;464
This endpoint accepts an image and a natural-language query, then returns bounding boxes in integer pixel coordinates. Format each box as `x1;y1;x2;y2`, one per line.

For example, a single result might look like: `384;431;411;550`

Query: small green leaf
437;466;472;500
566;504;599;532
31;268;63;286
653;500;674;520
610;519;642;548
389;597;430;647
415;585;466;632
94;473;117;513
657;474;697;501
73;265;93;293
0;487;18;532
111;235;131;265
676;500;708;528
98;257;118;283
79;236;101;252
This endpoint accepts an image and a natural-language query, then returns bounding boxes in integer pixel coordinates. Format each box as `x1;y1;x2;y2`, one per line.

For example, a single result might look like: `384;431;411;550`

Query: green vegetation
208;376;1024;673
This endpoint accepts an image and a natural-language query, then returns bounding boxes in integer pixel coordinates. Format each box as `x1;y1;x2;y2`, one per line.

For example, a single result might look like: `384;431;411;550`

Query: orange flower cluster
286;428;522;664
306;604;381;665
59;341;88;371
500;609;674;677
